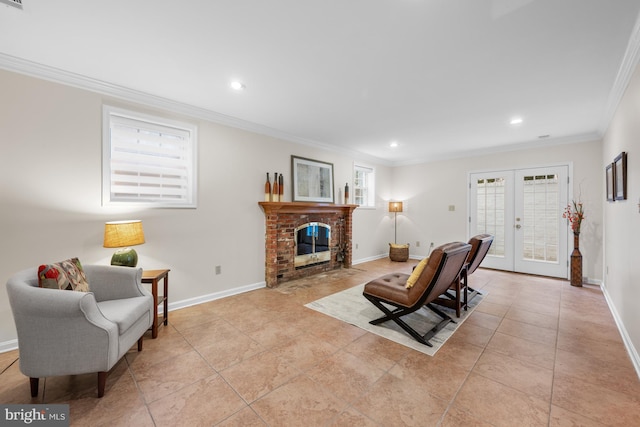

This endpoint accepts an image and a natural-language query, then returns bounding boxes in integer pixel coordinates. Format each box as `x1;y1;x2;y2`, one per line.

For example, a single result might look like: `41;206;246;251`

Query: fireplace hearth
258;202;357;287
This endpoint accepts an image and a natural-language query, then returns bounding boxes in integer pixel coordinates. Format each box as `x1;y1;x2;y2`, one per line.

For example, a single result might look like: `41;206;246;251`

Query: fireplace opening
295;222;331;268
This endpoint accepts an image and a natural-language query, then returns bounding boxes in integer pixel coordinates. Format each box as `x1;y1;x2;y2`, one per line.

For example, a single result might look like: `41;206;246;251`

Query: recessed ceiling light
230;81;245;91
510;117;523;125
390;141;398;148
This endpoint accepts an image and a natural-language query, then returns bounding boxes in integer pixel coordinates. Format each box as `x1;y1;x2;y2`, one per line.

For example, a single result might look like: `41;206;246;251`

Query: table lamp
389;201;403;243
103;220;145;267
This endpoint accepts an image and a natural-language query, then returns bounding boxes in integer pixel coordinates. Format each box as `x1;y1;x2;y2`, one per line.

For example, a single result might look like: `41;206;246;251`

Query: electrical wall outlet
355;243;359;249
448;205;455;211
215;265;221;275
416;241;420;247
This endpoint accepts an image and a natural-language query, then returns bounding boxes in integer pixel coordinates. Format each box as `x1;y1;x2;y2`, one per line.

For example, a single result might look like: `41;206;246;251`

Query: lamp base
110;248;138;267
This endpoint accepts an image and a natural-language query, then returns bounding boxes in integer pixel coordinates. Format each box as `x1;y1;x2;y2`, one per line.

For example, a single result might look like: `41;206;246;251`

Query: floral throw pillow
38;258;90;292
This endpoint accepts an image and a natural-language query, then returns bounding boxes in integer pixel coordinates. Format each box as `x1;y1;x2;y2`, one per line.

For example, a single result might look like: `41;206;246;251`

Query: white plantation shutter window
103;106;197;207
354;165;375;208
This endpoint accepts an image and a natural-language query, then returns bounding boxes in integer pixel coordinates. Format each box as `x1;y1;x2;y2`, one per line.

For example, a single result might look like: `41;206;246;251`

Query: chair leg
453;275;461;318
138;336;143;351
364;294;455;347
97;372;107;398
30;377;39;397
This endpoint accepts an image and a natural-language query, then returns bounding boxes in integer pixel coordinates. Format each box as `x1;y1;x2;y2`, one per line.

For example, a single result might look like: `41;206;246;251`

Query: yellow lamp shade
389;201;403;213
103;220;145;267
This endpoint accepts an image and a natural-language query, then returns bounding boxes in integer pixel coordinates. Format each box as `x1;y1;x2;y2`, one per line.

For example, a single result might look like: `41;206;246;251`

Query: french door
469;165;569;278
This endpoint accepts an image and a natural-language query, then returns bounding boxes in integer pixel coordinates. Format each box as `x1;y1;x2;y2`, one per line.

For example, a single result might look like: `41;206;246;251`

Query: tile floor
1;258;640;426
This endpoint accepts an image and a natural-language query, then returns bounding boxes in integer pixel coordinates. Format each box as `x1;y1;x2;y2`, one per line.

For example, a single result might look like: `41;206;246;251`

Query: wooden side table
141;269;170;338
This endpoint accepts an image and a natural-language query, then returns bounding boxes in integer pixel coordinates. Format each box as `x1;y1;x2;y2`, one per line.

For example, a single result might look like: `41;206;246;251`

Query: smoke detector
1;0;23;9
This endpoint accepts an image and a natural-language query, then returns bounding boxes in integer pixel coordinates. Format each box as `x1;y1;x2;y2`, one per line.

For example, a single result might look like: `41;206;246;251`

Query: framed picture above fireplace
291;156;334;203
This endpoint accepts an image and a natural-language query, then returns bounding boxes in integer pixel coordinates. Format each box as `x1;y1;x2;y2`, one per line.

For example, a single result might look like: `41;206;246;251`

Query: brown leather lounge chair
362;242;471;347
433;234;494;317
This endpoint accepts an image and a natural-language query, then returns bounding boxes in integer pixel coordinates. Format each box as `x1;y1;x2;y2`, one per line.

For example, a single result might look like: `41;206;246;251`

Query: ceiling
1;0;640;165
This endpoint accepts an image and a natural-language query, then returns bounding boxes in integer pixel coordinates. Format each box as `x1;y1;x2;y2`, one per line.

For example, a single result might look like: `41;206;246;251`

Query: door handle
515;224;522;229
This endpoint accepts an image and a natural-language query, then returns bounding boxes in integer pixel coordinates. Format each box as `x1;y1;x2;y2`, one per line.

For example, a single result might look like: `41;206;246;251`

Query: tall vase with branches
563;200;585;287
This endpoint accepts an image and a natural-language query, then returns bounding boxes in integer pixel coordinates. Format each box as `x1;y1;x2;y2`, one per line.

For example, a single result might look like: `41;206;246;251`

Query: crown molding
0;53;392;167
599;11;640;135
391;132;602;167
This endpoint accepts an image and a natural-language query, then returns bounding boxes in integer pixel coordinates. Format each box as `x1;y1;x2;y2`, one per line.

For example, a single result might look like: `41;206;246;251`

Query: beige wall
0;69;389;348
602;63;640;369
393;140;604;282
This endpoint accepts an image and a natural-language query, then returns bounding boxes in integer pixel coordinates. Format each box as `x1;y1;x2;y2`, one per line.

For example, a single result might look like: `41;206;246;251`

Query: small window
354;164;375;208
102;106;197;208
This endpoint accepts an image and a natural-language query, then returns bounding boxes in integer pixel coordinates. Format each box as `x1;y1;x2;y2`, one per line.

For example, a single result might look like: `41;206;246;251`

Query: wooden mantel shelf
258;201;358;214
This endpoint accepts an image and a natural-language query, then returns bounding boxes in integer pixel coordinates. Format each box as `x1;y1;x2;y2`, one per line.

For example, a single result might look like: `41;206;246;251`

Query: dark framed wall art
606;163;615;202
291;155;334;203
614;151;627;201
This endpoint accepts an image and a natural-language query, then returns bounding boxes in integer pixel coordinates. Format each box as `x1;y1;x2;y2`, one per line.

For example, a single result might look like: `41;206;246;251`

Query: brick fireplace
258;202;357;287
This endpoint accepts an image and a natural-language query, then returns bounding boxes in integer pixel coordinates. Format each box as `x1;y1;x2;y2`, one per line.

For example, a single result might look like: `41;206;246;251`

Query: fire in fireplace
295;222;331;268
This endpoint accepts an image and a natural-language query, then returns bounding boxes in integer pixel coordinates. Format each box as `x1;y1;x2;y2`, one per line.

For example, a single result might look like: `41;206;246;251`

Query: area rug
305;284;485;356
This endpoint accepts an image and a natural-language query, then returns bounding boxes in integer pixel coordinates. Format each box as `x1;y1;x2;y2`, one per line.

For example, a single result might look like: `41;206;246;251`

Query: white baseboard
0;339;18;353
161;280;266;313
600;282;640;380
353;253;387;264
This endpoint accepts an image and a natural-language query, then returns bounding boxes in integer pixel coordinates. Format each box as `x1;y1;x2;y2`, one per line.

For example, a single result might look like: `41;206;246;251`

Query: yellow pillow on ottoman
406;257;429;288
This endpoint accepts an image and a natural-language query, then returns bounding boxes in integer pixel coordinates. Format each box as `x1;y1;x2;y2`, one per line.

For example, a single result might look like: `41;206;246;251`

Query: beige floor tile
552;371;640;426
342;332;410;372
306;350;386;404
511;298;560;318
473;350;553;400
245;318;304;349
179;317;244;348
453;373;549;426
389;351;471;401
464;310;502;331
352;372;449;427
270;333;339;371
251;375;346;427
559;315;624;345
440;406;494;426
133;350;216;404
0;349;18;373
327;407;380;427
555;348;640;396
475;300;510;317
505;305;559;330
195;333;264;372
430;331;485;369
126;327;195;372
497;317;558;346
556;330;631;366
148;375;246;427
215;406;266;426
308;314;368;348
0;360;41;404
220;350;301;403
549;404;608;427
486;331;556;370
449;321;495;347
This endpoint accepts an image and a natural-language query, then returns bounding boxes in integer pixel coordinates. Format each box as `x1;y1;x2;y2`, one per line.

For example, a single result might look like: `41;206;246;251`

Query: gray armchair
6;265;154;398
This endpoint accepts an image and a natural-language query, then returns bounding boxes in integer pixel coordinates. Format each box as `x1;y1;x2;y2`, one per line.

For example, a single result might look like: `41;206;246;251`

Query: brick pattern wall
259;202;356;287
